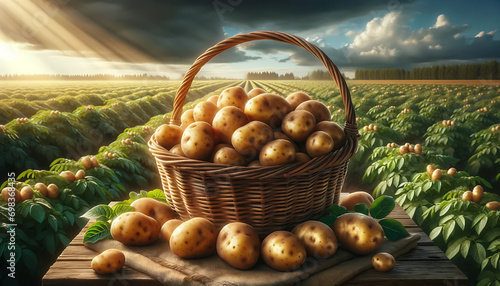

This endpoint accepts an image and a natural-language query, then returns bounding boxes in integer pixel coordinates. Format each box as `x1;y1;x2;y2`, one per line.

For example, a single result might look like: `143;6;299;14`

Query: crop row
0;81;242;181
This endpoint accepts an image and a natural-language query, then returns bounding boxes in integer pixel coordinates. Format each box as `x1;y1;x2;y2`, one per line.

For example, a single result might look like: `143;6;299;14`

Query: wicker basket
148;31;359;236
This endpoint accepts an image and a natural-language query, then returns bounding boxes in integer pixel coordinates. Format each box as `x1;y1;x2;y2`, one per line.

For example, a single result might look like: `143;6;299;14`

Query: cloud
248;11;500;70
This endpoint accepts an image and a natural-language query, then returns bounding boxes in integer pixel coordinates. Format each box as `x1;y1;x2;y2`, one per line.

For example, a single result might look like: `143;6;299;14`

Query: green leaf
461;239;471;258
456;215;466;231
22;248;38;270
354;203;369;215
44;232;56;255
83;221;112;244
370;196;395;219
80;204;115;221
329;205;347;216
446;237;465;259
443;221;456;242
111;202;135;217
319;215;337;227
146;189;167;202
475;214;489;235
47;215;58;232
30;204;46;223
471;242;487;264
429;226;443;240
379;218;409;241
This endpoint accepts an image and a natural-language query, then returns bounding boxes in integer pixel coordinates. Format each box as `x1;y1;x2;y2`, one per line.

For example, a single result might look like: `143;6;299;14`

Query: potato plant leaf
80;204;115;221
319;215;337;227
83;221;111;244
354;203;369;215
370;195;395;219
329;205;347;216
379;218;409;241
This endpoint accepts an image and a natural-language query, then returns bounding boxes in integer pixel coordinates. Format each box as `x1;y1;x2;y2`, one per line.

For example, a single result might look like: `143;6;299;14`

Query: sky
0;0;499;79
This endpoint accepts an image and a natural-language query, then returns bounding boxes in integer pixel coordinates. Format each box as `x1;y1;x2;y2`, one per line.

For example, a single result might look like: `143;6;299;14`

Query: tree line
246;72;296;80
0;73;171;80
354;60;500;80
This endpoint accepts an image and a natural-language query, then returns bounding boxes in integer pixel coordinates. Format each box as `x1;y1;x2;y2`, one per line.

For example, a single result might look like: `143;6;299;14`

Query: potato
232;121;273;157
181;122;216;161
295;100;331;123
193;100;218;124
170;217;218;259
131;198;177;227
431;169;442;181
291;221;338;259
213;146;248;166
486;201;500;211
462;190;473;202
160;219;183;242
155;124;183;150
281;110;316;142
169;144;185;157
81;156;93;170
212;106;249;144
216;222;261;270
259;139;296;166
314;121;346;151
20;186;34;201
426;164;436;176
295;152;311;163
371;252;395;272
332;213;384;255
75;169;86;180
247;160;262;167
286;91;311;110
35;182;48;197
305;131;334;158
447;167;457;176
472;185;483;203
90;156;99;168
91;249;125;274
339;191;374;211
244;93;291;128
181;109;195;128
247;88;267;98
1;187;21;203
111;212;160;246
217;86;248;110
273;131;299;151
60;170;76;183
207;95;219;106
261;231;306;272
46;184;59;199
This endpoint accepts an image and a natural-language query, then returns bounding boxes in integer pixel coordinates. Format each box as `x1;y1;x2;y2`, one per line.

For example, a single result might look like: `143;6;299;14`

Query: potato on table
261;231;306;271
332;213;384;255
91;249;125;274
130;197;177;227
292;220;338;259
216;222;261;270
170;217;218;259
111;212;160;246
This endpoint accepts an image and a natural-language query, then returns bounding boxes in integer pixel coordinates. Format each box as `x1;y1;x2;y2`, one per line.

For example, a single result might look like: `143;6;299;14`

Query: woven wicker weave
148;31;359;236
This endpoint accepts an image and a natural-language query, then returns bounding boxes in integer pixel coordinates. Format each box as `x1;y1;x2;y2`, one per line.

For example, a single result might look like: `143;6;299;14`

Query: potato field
1;80;500;285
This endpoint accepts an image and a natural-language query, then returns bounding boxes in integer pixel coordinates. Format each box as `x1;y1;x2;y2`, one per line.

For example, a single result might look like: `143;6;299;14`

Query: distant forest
0;73;171;81
355;60;500;80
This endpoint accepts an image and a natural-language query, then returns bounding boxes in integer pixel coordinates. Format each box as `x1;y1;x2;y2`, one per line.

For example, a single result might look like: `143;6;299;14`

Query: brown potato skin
261;231;306;272
217;87;248;111
20;186;34;201
372;252;395;272
286;91;311;110
181;122;216;161
314;121;346;151
259;139;296;166
281;110;316;143
46;184;59;199
169;144;186;157
170;217;218;259
212;106;249;144
155;124;183;150
181;109;195;129
1;188;21;203
91;249;126;274
332;213;384;255
231;121;273;158
247;88;267;99
35;183;48;197
160;219;183;242
305;131;334;158
292;221;338;259
462;191;473;202
213;146;248;166
472;186;483;203
216;222;261;270
295;100;331;123
131;198;177;227
339;191;374;212
111;212;160;246
244;93;291;128
486;201;500;211
193;101;218;124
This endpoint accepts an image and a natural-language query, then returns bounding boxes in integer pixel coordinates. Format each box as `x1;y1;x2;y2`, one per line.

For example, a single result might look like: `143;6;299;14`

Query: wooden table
43;193;469;285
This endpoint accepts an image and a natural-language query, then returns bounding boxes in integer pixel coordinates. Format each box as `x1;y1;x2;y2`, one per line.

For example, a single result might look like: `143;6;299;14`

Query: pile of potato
92;192;398;274
154;87;346;166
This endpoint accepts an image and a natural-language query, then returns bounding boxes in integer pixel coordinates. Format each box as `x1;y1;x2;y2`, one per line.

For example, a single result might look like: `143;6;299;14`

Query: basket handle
171;31;358;138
